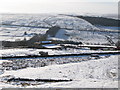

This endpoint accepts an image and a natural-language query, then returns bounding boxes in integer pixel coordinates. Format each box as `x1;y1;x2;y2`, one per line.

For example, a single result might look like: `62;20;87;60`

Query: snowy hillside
42;15;99;30
1;14;99;30
0;55;118;88
0;14;99;41
2;55;118;80
47;27;118;44
48;29;106;44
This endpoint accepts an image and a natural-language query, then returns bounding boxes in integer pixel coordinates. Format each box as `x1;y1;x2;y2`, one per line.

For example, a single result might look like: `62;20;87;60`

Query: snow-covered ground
0;48;119;57
47;28;119;44
0;26;48;41
0;48;53;57
0;55;118;88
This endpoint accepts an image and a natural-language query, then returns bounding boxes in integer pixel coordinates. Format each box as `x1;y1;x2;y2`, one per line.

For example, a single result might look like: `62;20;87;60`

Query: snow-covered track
1;51;120;59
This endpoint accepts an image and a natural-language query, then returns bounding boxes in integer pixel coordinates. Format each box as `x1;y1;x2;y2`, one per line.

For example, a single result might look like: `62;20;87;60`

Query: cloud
0;0;119;3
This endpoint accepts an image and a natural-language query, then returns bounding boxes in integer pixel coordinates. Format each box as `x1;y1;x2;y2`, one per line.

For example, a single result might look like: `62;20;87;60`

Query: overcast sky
0;0;119;14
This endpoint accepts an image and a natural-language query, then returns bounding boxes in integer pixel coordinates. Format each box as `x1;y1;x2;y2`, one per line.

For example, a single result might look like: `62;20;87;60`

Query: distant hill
76;16;119;27
1;14;119;45
44;15;119;45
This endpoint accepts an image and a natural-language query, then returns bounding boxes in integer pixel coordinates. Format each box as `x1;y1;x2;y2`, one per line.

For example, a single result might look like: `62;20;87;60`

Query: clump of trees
77;16;119;27
115;41;120;50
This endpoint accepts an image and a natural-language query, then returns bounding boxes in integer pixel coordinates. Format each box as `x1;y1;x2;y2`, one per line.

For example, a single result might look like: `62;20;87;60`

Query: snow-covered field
0;48;119;57
0;26;48;41
0;55;119;88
